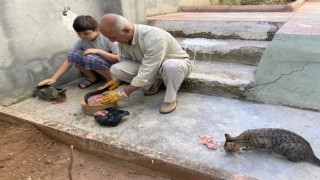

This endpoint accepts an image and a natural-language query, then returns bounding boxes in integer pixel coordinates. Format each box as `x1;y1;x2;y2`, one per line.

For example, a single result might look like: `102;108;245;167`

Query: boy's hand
100;90;128;104
83;48;101;56
38;78;56;86
98;80;121;90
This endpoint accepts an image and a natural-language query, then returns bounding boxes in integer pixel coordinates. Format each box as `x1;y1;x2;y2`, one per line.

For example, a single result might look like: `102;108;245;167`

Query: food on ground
199;135;218;150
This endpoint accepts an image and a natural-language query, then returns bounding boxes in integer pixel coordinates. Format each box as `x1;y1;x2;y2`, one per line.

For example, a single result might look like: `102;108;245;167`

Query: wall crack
252;61;320;90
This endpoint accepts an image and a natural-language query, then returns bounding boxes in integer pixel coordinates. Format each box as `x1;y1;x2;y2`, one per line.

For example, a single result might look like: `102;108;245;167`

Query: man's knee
161;59;191;81
162;60;183;75
110;64;122;78
163;60;178;69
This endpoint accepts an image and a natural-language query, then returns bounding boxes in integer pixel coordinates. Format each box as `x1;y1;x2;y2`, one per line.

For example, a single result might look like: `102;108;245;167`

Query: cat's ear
59;89;67;93
225;133;232;141
62;89;67;93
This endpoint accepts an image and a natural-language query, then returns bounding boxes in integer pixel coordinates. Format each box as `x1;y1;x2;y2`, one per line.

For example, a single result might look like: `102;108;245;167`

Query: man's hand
100;90;128;104
98;80;121;90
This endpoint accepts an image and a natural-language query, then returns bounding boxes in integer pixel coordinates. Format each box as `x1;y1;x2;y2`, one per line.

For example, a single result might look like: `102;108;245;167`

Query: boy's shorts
67;50;114;70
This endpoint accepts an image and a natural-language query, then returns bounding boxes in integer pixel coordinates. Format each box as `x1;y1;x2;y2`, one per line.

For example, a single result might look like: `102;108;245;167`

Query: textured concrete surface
6;80;320;179
147;12;293;40
248;0;320;111
177;38;269;65
2;1;320;178
0;105;250;180
179;0;307;12
181;61;256;98
145;0;180;16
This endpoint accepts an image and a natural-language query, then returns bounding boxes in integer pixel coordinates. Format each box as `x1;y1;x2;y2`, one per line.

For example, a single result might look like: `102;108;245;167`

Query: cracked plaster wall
246;34;320;110
0;0;147;106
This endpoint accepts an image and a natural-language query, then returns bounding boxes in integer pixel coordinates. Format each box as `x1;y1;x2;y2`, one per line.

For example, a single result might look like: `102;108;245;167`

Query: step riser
148;18;270;99
171;30;275;41
181;61;256;99
180;79;249;99
177;38;269;66
149;20;283;41
185;48;263;66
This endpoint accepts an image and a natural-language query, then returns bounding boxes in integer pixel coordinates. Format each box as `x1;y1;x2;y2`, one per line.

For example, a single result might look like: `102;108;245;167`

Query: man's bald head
100;14;118;30
99;14;133;43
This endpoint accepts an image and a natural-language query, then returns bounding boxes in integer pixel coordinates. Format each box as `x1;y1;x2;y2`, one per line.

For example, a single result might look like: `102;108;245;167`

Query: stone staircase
147;10;292;99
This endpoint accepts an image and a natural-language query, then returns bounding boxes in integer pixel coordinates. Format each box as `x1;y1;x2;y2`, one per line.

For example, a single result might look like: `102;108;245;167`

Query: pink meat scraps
93;110;108;117
199;135;218;150
88;94;104;105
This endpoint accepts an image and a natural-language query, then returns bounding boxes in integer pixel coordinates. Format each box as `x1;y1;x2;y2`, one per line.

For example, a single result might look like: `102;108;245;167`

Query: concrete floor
5;1;320;179
8;79;320;179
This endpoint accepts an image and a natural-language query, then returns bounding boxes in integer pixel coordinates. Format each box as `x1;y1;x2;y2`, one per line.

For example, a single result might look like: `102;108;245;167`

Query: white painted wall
0;0;113;105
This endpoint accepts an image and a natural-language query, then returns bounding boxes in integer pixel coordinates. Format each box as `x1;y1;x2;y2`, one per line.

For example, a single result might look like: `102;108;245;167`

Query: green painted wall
246;34;320;110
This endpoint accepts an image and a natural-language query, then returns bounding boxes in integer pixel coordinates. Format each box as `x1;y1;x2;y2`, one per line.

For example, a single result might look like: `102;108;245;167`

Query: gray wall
122;0;147;23
145;0;180;16
0;0;147;106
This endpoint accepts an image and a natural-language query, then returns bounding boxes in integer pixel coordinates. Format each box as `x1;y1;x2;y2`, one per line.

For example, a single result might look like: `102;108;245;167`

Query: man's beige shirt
118;24;189;87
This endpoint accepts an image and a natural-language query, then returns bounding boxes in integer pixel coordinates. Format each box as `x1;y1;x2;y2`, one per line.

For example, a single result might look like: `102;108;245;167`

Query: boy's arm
38;59;71;86
83;49;119;63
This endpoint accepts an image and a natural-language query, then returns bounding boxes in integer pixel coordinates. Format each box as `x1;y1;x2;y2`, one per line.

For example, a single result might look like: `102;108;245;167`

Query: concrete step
178;0;305;12
181;61;256;98
147;12;294;40
177;38;270;66
5;80;320;180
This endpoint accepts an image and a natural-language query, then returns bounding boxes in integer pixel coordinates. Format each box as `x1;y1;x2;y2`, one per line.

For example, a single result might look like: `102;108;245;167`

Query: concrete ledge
177;38;269;66
181;62;256;98
148;20;281;41
179;0;306;12
0;106;255;180
284;0;306;12
181;78;247;98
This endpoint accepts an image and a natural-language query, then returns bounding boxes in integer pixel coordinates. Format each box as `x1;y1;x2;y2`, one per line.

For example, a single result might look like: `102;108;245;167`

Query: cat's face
224;133;245;153
50;88;67;101
34;86;67;101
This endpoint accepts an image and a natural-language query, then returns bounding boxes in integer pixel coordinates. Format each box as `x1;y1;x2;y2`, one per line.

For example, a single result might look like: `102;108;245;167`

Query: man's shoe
144;79;163;96
159;100;176;114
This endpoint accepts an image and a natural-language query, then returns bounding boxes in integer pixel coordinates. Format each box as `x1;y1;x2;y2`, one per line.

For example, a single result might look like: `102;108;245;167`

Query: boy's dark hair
73;15;98;32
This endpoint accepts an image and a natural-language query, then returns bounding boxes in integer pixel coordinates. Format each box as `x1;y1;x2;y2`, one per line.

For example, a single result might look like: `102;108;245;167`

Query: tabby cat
33;85;66;102
224;128;320;166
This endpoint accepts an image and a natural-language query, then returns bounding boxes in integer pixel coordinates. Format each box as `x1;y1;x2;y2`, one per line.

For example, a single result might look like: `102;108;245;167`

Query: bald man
99;14;192;114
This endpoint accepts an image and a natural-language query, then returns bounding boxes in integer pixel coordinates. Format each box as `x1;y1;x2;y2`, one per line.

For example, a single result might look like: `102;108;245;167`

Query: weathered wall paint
246;34;320;110
0;0;144;106
145;0;180;16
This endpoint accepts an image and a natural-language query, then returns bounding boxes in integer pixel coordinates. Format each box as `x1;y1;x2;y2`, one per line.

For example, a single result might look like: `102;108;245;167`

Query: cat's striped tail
311;154;320;167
